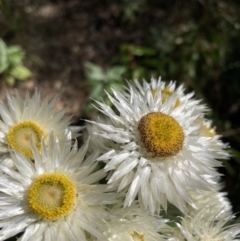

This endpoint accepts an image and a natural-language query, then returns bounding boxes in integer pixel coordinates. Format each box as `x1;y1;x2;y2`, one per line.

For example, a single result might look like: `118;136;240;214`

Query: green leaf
0;39;9;73
9;65;31;80
83;104;94;114
5;76;15;86
111;82;125;91
120;44;157;56
132;67;145;79
84;61;106;82
7;45;25;65
133;46;157;56
106;66;126;82
90;83;104;100
6;45;22;54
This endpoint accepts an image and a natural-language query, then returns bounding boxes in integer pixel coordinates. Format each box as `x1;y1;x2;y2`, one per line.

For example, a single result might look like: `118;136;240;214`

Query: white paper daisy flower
0;134;118;241
91;77;228;214
91;204;170;241
0;90;81;161
176;207;240;241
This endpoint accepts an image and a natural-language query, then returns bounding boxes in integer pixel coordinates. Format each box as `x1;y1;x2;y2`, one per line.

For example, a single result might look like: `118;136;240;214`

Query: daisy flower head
0;90;81;161
92;204;171;241
176;207;240;241
92;77;226;214
0;133;118;241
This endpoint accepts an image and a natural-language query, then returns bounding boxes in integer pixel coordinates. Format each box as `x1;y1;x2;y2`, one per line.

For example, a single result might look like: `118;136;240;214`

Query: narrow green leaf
0;39;9;73
9;65;31;80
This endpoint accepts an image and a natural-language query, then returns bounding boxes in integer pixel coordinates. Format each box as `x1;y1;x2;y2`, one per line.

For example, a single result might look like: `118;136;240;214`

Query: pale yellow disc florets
138;112;184;158
7;121;44;158
28;173;76;220
152;88;181;108
129;231;146;241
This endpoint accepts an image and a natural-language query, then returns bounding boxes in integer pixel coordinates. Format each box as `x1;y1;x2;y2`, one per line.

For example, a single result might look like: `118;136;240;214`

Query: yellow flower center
28;173;76;220
152;88;181;108
129;231;146;241
7;121;44;158
138;112;184;158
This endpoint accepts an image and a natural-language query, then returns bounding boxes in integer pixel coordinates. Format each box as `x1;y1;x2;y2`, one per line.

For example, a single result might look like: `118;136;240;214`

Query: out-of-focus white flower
90;77;227;214
0;90;81;162
188;189;232;220
92;204;171;241
176;207;240;241
0;134;118;241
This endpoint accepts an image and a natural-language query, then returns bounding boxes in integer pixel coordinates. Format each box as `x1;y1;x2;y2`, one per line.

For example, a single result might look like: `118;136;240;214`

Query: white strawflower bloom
176;207;240;241
188;190;232;220
90;77;228;214
83;116;118;154
91;204;171;241
0;90;82;162
0;134;118;241
0;153;14;169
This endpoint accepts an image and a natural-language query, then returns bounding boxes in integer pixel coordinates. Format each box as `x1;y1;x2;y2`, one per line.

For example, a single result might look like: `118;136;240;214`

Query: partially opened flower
0;90;81;162
92;204;170;241
0;134;118;241
91;77;228;214
176;207;240;241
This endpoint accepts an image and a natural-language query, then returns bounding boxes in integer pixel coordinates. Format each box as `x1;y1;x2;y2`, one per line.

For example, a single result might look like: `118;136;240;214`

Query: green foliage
0;39;31;86
0;0;30;37
112;1;240;97
84;61;126;116
114;44;160;79
119;0;144;23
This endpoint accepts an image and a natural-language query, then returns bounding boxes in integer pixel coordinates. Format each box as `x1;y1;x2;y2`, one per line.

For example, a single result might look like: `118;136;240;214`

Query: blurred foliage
0;39;31;85
84;61;126;116
113;1;240;95
118;0;144;23
0;0;31;38
113;44;159;79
